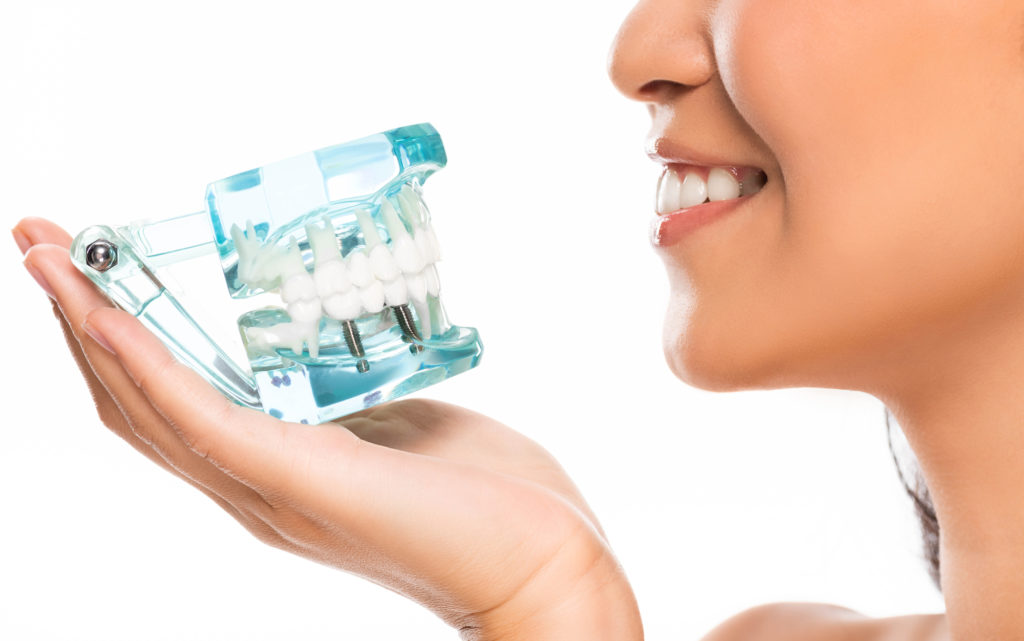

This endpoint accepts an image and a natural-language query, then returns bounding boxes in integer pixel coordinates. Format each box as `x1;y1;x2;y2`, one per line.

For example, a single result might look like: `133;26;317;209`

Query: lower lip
649;196;754;247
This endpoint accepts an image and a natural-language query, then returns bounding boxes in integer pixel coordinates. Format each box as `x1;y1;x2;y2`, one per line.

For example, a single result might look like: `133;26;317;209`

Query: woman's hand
14;217;643;641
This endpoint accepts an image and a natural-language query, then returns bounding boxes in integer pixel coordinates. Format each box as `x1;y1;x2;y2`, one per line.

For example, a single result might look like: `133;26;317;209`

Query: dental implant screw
85;239;118;272
392;304;423;352
341;320;370;373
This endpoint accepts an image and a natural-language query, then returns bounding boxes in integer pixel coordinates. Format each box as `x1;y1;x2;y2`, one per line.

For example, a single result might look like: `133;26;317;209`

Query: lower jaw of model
232;184;445;371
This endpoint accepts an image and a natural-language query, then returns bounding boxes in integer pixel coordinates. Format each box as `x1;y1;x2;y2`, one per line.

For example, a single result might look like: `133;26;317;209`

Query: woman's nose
607;0;716;103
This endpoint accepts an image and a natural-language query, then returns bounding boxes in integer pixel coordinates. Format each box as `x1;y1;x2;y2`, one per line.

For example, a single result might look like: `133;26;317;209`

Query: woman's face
608;0;1024;396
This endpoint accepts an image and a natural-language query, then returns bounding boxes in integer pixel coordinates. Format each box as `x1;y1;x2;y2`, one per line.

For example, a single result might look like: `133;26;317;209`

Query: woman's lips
651;197;755;247
651;163;767;247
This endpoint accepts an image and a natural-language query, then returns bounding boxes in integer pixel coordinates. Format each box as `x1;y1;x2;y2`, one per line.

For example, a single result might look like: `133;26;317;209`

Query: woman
13;0;1024;638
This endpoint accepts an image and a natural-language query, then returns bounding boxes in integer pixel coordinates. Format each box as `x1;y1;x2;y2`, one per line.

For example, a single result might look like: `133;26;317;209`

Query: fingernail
82;317;115;354
11;227;32;255
23;260;56;299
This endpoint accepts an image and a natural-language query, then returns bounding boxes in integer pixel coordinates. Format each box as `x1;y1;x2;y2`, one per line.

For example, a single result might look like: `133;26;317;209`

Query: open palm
16;217;640;639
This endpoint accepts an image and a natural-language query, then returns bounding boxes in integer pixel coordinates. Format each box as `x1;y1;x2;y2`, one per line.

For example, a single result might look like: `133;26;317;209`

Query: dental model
231;183;446;368
69;123;483;424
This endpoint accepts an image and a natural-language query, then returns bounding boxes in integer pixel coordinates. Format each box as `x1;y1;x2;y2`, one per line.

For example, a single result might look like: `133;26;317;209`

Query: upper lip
645;136;761;170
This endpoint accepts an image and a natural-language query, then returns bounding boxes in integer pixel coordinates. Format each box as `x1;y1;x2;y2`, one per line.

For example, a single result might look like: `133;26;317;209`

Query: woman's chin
660;301;792;393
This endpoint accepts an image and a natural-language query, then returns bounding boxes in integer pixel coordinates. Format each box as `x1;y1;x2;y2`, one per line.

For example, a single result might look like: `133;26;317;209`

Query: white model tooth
413;299;432;340
707;168;741;202
305;216;341;264
355;208;385;247
313;258;351;297
278;238;308;278
247;321;319;357
397;184;427;226
406;270;427;303
369;244;400;281
414;228;433;266
423;264;440;297
288;299;322;324
322;290;363;321
281;272;317;304
243;326;274;355
358;281;386;314
305;326;320;359
679;172;708;208
421;224;441;262
383;276;408;306
381;199;425;273
230;223;259;285
288;331;304;355
392;235;424;274
231;221;286;291
740;171;767;196
346;249;374;288
656;169;682;214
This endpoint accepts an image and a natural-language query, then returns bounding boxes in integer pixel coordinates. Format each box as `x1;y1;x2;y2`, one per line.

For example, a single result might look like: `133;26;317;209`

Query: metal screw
341;320;370;373
392;304;423;352
85;239;118;272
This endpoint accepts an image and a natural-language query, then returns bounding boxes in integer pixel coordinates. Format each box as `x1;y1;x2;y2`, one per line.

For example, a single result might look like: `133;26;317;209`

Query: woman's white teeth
707;168;740;201
678;173;708;208
656;167;766;214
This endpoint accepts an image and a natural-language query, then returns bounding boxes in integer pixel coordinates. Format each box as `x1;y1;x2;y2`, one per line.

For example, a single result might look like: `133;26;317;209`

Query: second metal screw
392;304;423;352
342;320;370;373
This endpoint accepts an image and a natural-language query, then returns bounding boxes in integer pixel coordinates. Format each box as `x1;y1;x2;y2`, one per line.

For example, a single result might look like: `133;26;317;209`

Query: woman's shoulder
701;602;948;641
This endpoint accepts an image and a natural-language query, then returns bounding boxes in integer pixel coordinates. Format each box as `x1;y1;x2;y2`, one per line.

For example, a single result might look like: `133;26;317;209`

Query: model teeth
346;249;374;288
406;271;427;303
369;244;400;281
323;290;363;321
655;166;767;215
287;299;322;324
383;276;409;306
231;186;445;358
313;259;351;297
423;264;441;297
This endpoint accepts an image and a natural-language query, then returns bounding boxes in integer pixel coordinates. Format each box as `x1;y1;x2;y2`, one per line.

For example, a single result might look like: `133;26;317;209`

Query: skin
11;0;1024;639
608;0;1024;639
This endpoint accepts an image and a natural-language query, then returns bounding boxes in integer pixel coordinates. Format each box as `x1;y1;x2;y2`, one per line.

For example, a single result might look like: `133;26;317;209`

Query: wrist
459;548;644;641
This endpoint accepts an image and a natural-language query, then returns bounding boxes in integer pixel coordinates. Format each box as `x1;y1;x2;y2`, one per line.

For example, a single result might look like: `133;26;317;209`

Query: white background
1;1;944;639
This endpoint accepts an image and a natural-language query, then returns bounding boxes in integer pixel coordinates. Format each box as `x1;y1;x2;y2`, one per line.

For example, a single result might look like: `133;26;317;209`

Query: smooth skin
609;0;1024;639
13;219;642;641
13;0;1024;640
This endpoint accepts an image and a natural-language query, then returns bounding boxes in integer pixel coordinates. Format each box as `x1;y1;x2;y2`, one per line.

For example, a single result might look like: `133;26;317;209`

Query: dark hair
884;406;941;591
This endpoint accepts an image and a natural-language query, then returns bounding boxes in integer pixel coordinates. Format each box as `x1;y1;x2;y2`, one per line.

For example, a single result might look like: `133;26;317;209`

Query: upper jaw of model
231;183;443;359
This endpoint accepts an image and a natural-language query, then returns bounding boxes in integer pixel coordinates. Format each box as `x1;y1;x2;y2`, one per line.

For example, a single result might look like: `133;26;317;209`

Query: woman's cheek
712;0;871;183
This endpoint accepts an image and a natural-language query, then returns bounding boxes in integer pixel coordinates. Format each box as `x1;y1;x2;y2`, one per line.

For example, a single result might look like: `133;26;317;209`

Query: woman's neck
873;285;1024;639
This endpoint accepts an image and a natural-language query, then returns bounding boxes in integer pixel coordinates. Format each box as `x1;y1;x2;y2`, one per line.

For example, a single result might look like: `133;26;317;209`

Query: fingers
12;216;74;251
22;242;270;511
81;305;318;497
49;298;172;466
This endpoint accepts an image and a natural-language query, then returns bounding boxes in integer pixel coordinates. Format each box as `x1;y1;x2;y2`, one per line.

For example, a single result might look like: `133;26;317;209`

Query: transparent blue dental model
70;123;483;424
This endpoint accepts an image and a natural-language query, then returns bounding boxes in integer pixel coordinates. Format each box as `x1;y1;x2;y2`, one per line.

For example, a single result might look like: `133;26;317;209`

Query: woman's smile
651;158;768;246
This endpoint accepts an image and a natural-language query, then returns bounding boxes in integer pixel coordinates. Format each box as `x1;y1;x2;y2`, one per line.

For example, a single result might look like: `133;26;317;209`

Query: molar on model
247;237;322;358
231;220;288;291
